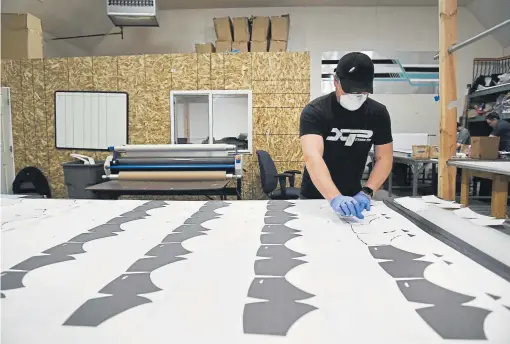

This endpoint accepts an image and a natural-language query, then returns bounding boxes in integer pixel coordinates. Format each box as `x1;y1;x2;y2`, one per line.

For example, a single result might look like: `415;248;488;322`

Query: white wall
43;32;90;58
88;6;502;137
505;47;510;56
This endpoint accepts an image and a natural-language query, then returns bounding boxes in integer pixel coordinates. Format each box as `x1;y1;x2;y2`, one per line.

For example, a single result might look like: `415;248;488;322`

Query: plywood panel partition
1;52;310;199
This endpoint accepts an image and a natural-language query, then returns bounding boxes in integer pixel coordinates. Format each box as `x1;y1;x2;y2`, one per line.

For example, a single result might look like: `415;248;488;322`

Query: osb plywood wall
1;52;310;199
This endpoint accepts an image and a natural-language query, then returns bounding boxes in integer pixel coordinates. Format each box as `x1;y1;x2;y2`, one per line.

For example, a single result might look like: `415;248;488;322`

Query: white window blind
55;91;128;150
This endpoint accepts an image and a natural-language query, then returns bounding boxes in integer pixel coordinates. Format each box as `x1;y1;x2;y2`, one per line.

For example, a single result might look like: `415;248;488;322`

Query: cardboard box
213;17;233;41
232;17;250;42
251;16;270;41
2;13;42;31
269;40;288;52
1;29;43;59
232;41;249;53
470;136;500;160
271;14;290;41
250;41;268;52
195;43;215;53
412;145;430;159
428;145;439;159
215;41;232;53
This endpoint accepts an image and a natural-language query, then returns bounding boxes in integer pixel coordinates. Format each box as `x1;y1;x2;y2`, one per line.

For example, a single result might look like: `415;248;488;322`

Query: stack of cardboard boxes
195;15;290;53
1;13;44;59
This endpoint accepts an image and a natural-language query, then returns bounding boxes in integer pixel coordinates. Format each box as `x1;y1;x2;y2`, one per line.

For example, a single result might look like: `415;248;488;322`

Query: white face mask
337;93;368;111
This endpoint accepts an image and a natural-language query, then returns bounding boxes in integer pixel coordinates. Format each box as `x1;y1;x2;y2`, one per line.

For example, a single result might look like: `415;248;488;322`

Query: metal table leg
388;170;393;197
412;163;419;196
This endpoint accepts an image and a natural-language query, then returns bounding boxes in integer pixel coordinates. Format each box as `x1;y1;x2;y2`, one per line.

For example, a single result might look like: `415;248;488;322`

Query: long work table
448;159;510;219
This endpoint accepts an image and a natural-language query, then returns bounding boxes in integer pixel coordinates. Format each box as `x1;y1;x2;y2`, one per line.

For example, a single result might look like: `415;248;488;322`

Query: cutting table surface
2;197;510;343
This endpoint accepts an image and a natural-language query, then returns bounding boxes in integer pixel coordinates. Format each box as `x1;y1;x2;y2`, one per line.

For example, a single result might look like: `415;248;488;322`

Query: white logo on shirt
326;128;373;146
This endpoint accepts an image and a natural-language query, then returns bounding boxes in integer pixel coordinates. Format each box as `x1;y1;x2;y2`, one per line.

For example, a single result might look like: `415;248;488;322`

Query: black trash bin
62;160;105;199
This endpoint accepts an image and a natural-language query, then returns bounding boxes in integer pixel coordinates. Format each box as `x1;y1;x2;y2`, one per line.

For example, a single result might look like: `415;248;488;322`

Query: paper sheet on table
433;203;464;209
469;218;507;226
453;207;495;220
395;197;429;212
422;195;454;204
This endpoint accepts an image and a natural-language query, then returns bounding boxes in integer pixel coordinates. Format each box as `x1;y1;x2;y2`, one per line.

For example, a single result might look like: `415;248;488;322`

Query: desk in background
448;159;510;219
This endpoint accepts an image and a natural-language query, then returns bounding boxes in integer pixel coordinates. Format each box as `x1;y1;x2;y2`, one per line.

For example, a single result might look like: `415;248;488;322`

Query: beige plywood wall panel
145;90;170;144
252;52;310;81
172;54;198;90
2;60;25;174
69;57;93;91
253;135;302;162
21;60;37;169
145;54;172;91
253;94;309;108
93;56;118;91
253;108;301;135
197;54;211;90
211;53;225;90
32;59;49;176
225;53;251;90
252;80;309;94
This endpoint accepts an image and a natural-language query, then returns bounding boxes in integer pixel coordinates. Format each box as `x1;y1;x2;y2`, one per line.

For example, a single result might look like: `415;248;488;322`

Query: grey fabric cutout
248;277;314;301
42;242;86;256
11;254;75;271
397;279;474;305
257;245;305;259
184;214;219;224
267;201;294;211
262;225;299;234
264;210;298;218
117;211;148;219
132;201;168;211
106;217;138;225
444;260;453;265
264;214;298;225
0;271;28;290
199;201;229;211
68;231;117;243
434;253;443;257
486;293;501;300
260;232;301;245
161;231;206;243
99;273;161;295
90;224;124;234
369;245;423;261
173;224;211;233
254;258;306;277
417;305;491;340
379;260;432;278
243;301;317;336
1;293;5;298
127;256;186;273
63;295;151;327
145;243;191;257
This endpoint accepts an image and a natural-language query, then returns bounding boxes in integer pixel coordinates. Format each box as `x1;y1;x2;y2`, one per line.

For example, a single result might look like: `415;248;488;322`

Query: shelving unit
468;82;510;99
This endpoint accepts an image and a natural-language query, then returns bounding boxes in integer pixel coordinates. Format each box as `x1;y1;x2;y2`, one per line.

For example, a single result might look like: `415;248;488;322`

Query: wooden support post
491;175;508;219
460;169;469;206
438;0;458;201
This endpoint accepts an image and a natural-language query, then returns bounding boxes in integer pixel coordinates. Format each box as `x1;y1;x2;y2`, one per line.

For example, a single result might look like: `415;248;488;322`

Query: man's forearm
305;155;341;201
366;156;393;191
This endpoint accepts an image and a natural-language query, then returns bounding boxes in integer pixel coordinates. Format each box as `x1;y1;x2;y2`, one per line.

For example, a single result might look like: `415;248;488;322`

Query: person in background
486;112;510;152
299;52;393;220
456;121;470;151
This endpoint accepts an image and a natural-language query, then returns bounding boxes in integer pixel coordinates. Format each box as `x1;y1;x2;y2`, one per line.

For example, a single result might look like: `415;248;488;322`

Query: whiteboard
55;92;128;150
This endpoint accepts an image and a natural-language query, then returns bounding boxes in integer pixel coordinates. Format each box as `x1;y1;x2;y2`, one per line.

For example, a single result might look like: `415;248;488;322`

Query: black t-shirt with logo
491;119;510;152
299;92;393;199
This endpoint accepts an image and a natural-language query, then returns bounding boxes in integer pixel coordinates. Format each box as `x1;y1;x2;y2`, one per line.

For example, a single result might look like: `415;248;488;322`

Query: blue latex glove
330;195;363;219
353;191;371;212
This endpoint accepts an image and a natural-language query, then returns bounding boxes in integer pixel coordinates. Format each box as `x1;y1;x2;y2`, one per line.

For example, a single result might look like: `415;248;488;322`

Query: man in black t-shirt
486;112;510;152
300;52;393;219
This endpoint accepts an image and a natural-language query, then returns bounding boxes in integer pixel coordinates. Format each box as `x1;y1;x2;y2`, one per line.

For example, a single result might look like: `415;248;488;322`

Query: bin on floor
62;160;104;199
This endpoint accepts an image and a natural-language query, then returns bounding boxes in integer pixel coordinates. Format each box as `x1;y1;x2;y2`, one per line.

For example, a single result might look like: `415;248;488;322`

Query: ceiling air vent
107;0;158;27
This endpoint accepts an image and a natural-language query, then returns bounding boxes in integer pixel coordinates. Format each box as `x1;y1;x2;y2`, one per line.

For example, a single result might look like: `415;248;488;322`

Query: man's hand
353;192;371;212
330;195;364;219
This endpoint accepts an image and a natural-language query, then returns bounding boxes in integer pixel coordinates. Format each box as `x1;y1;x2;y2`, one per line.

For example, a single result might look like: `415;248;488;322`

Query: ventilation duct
107;0;158;27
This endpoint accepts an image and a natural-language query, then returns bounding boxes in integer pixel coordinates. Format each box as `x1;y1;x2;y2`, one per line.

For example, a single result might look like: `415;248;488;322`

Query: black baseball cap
335;52;374;94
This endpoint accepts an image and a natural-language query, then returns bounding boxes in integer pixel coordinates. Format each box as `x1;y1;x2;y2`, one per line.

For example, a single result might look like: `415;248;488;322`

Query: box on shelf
215;40;232;52
269;40;287;52
428;145;439;159
232;17;250;42
232;41;249;53
1;13;43;59
251;16;270;41
470;136;500;160
271;14;290;41
250;41;268;52
213;17;233;41
195;43;215;53
412;145;430;159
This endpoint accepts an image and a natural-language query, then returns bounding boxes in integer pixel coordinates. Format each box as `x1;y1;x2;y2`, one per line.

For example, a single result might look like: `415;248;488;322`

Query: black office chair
12;166;51;198
256;150;301;200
